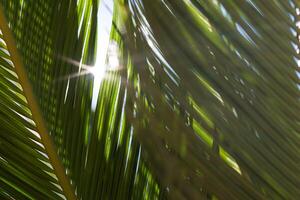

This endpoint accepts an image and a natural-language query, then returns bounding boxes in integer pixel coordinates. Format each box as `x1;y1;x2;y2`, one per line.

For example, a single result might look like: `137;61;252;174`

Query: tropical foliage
0;0;299;199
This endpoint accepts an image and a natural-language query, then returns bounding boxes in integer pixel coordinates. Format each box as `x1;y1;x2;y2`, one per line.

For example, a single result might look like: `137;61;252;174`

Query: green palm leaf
121;0;300;199
0;22;66;200
0;0;299;199
0;0;163;199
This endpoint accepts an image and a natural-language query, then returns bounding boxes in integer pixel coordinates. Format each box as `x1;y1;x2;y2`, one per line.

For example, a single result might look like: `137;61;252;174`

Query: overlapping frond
0;0;299;199
122;0;300;199
0;0;163;199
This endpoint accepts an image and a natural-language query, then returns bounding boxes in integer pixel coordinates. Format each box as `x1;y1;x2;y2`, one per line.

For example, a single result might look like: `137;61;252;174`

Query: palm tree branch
0;5;76;200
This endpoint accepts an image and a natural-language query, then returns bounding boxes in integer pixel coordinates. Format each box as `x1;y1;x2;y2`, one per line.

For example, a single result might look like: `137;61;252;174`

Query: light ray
91;0;114;111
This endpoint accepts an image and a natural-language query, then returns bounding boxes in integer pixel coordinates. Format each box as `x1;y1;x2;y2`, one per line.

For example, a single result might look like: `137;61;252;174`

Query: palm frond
0;0;163;199
0;23;66;200
122;0;300;199
0;0;299;199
